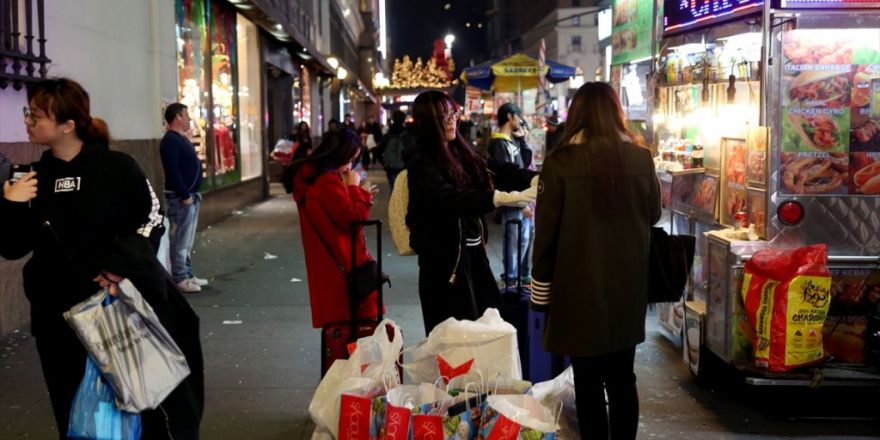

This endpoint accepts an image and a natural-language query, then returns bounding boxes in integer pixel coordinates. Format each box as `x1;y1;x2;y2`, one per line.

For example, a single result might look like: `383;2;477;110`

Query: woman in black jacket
531;82;662;440
406;91;537;334
0;78;202;439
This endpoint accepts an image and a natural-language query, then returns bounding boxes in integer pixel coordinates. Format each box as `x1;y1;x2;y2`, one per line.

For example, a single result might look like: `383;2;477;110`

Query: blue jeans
167;192;200;283
501;209;532;282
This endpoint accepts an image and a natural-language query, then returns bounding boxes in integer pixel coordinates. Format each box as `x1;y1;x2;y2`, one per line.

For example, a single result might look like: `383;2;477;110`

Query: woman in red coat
291;129;381;328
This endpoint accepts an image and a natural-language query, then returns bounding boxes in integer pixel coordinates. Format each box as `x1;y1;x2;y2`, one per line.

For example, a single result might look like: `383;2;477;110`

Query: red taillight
778;200;804;226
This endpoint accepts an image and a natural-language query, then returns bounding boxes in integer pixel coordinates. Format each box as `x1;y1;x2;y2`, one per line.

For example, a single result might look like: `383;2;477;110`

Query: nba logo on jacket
54;177;81;193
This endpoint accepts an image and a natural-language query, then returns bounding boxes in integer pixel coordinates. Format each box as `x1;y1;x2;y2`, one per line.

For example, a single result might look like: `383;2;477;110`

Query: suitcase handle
503;219;524;292
351;219;384;323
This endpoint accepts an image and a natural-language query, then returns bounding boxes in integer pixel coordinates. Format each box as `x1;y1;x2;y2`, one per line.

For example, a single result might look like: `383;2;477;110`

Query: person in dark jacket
292;121;313;162
406;91;538;334
489;104;531;285
377;110;412;189
545;114;565;156
531;82;662;440
160;103;206;293
0;78;203;439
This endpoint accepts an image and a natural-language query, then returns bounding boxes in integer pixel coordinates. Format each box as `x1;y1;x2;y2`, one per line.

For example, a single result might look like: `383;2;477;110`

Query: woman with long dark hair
531;82;662;439
291;129;381;328
292;120;313;162
406;91;537;334
0;78;203;439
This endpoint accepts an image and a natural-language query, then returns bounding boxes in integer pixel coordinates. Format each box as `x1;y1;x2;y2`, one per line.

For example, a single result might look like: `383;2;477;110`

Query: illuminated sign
663;0;764;36
598;8;612;41
780;0;880;8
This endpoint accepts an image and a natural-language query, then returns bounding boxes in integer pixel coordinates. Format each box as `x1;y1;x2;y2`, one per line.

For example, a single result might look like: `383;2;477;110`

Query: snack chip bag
741;244;831;372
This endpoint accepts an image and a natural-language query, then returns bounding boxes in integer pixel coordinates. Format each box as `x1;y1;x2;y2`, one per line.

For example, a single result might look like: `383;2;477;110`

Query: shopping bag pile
741;244;832;372
310;308;565;440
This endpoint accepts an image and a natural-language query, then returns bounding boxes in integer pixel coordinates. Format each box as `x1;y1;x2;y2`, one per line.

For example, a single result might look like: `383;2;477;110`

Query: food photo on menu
780;152;849;195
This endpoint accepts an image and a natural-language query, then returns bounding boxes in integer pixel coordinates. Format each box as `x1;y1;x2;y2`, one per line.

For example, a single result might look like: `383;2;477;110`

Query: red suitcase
320;220;394;377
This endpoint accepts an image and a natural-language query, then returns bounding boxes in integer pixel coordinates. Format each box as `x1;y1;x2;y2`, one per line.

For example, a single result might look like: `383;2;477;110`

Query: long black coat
405;145;535;332
0;143;202;438
531;141;662;357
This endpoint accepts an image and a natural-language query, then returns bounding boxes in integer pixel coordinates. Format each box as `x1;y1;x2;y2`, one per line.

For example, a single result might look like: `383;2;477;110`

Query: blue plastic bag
68;356;142;440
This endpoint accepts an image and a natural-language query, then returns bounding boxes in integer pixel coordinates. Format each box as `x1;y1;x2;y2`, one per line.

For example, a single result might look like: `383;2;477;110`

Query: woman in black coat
531;82;662;440
0;78;202;439
406;91;537;334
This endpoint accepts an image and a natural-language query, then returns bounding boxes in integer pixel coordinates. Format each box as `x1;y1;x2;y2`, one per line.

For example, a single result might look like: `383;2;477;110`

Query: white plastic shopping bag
64;279;190;412
531;367;579;440
403;308;522;385
310;320;404;440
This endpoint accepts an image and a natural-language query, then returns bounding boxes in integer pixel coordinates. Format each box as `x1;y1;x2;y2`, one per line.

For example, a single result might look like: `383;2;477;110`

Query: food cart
652;0;880;386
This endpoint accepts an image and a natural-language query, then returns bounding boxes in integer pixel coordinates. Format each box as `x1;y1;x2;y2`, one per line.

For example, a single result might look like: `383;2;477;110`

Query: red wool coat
293;164;381;328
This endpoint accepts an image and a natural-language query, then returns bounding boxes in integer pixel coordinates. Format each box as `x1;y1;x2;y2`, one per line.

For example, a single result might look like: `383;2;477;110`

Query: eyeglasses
443;111;461;125
22;107;46;127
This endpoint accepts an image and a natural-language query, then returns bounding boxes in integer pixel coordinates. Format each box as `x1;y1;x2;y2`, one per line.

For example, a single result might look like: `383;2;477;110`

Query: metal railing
0;0;50;90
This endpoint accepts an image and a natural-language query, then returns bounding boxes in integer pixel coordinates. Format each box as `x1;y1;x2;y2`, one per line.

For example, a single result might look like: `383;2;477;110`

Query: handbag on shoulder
648;227;696;303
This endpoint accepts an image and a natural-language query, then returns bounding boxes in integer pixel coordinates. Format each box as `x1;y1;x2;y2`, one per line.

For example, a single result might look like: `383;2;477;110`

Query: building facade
0;0;386;335
522;7;601;116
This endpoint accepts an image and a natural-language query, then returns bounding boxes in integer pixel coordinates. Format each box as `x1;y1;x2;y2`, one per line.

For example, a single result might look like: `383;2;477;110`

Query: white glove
493;190;533;208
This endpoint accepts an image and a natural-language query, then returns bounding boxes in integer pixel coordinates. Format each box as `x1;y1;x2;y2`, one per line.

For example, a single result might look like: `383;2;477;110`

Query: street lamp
444;34;455;48
337;67;348;80
327;56;339;70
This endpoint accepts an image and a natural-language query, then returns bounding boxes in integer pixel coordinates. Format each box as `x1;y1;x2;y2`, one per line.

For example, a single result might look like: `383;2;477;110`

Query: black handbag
303;208;389;303
648;227;696;303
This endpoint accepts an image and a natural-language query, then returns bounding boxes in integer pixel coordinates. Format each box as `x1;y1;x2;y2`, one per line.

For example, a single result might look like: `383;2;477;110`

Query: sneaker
190;276;209;287
176;279;201;293
520;276;533;286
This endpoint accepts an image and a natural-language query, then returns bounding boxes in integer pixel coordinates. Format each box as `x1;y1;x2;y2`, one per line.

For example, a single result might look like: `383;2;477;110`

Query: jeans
167;192;200;283
571;347;639;440
501;209;531;282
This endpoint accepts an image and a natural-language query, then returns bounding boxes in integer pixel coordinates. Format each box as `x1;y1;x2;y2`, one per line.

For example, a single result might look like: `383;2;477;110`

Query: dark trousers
418;245;501;335
35;325;87;439
571;347;639;440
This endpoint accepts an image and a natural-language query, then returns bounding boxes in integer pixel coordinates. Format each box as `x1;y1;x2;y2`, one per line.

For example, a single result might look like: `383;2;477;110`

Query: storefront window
237;14;262;180
175;0;209;176
210;1;240;187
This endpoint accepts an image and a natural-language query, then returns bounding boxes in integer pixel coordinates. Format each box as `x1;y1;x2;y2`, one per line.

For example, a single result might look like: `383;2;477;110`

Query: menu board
721;138;748;225
663;0;763;36
612;0;653;64
780;29;880;196
671;173;719;222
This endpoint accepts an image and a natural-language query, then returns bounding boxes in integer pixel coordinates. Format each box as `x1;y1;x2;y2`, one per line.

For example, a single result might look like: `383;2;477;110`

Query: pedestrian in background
489;103;532;286
545;112;565;156
406;91;537;334
531;82;662;440
292;121;313;162
160;103;207;293
290;130;382;329
377;110;411;189
344;113;356;131
0;78;203;439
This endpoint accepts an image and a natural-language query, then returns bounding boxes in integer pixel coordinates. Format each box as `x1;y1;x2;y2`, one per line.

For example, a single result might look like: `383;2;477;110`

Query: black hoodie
0;141;164;335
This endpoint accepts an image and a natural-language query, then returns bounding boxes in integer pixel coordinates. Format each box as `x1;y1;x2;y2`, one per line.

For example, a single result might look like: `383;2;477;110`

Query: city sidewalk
1;171;878;439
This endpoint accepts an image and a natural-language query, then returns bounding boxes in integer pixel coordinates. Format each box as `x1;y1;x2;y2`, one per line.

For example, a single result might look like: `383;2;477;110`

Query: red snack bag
741;244;832;372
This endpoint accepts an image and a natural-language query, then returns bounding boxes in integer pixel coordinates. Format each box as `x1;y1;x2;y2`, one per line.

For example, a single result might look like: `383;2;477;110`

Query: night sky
387;0;491;74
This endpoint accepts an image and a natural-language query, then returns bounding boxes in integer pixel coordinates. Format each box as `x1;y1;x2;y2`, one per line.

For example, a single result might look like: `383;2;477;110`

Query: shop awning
461;53;578;92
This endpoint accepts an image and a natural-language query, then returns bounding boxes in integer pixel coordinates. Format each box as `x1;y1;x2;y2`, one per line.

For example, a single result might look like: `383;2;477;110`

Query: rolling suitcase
320;220;394;377
498;219;569;383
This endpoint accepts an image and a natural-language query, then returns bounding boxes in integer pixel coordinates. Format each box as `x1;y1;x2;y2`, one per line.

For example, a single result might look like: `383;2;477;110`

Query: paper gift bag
479;395;558;440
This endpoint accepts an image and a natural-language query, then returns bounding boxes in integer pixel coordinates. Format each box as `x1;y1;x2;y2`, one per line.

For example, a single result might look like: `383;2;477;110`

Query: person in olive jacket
531;82;662;440
1;78;202;439
406;91;538;334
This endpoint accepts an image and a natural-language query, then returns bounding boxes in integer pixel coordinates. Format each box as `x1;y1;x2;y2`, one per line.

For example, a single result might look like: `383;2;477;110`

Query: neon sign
664;0;764;35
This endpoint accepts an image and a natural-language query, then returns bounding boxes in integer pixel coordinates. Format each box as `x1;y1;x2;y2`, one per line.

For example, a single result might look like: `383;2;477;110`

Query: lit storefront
175;0;263;191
